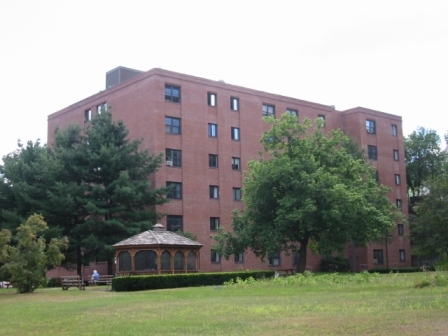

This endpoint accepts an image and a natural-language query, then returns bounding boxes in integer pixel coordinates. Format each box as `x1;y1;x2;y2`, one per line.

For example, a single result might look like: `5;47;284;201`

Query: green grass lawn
1;272;447;336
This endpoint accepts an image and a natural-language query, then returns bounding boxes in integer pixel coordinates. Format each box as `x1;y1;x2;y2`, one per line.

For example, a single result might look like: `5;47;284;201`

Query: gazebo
113;224;202;276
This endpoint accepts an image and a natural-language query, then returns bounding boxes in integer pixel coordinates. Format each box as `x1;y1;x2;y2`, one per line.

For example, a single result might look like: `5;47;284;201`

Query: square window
210;217;219;231
84;109;92;122
230;97;239;111
366;119;376;134
399;249;406;262
286;108;298;117
397;224;404;236
234;252;244;263
262;104;275;117
211;250;220;263
97;102;107;114
396;199;402;210
167;215;183;232
268;252;280;266
391;124;398;136
208;123;218;137
395;174;401;185
233;188;242;201
166;149;182;167
165;84;181;103
231;127;240;140
373;249;384;264
232;157;241;170
393;149;399;161
368;145;378;160
166;182;182;199
209;154;218;168
208;92;217;107
165;116;181;134
210;185;219;199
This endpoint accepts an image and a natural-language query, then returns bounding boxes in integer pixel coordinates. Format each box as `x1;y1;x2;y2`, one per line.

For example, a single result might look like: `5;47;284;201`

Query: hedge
112;271;275;292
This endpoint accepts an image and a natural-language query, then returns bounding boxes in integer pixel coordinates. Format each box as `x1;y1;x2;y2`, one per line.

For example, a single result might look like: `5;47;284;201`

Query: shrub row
112;271;275;292
367;267;432;274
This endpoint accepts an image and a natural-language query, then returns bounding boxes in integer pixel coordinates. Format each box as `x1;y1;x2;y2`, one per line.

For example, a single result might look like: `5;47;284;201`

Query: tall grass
1;272;447;336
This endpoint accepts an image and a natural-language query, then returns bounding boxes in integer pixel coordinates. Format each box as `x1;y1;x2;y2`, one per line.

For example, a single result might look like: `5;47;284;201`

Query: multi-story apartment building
47;67;411;272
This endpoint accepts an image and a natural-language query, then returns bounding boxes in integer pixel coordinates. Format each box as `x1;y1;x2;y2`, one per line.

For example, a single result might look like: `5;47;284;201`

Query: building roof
113;225;202;248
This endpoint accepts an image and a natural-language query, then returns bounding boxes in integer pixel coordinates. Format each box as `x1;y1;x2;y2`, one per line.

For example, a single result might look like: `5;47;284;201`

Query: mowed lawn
1;272;447;336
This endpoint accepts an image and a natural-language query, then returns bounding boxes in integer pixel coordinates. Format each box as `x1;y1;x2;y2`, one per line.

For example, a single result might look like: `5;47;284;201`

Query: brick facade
47;68;411;272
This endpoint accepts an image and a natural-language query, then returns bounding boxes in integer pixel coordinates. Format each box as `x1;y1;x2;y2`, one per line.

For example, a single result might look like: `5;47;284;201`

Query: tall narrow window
167;215;183;232
368;145;378;160
165;116;181;134
84;109;92;122
234;252;244;263
165;84;181;103
209;154;218;168
397;224;404;236
391;124;398;136
318;114;326;127
232;157;241;170
262;104;275;117
207;92;217;106
166;149;182;167
208;123;218;137
210;217;219;231
211;250;220;263
233;188;242;201
210;185;219;199
230;97;239;111
393;149;399;161
166;182;182;199
395;174;401;185
399;249;406;262
366;119;376;134
396;199;402;210
373;250;384;264
231;127;240;140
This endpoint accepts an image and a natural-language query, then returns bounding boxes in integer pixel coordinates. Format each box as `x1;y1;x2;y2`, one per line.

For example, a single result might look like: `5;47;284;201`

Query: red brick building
47;67;411;273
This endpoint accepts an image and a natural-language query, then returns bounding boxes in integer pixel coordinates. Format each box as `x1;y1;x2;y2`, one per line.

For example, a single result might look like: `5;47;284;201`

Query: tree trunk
76;246;82;276
296;239;309;273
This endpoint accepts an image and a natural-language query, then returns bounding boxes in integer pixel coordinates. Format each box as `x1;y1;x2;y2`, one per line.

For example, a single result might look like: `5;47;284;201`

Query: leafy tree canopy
213;113;401;272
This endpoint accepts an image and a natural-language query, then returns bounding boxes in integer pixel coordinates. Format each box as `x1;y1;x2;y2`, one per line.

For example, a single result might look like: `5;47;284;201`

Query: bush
112;271;275;292
320;255;350;272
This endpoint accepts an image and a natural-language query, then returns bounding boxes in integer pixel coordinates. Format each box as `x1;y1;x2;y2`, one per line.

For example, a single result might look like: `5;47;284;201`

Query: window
292;252;300;266
373;249;384;264
233;188;242;201
366;119;376;134
207;92;217;106
234;252;244;263
391;124;398;136
232;157;241;170
318;114;326;123
166;182;182;199
166;149;182;167
395;174;401;185
393;149;399;161
167;215;183;232
399;249;406;262
165;116;181;134
230;97;239;111
287;108;298;117
208;123;218;137
368;145;378;160
396;199;402;210
165;84;181;103
210;185;219;199
268;252;280;266
210;217;219;231
231;127;240;140
97;102;107;114
262;104;275;117
397;224;404;236
84;109;92;122
209;154;218;168
211;250;220;263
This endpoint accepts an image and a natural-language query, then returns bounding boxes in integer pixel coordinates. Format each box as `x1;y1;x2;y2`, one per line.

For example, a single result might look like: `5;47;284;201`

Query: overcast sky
1;0;447;162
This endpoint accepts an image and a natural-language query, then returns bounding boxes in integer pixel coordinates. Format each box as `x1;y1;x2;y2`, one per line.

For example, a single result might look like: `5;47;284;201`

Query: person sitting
91;270;100;285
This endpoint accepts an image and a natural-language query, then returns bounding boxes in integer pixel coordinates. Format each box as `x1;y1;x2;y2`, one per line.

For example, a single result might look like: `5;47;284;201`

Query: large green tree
1;111;168;274
405;127;446;198
0;214;68;293
214;114;400;273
